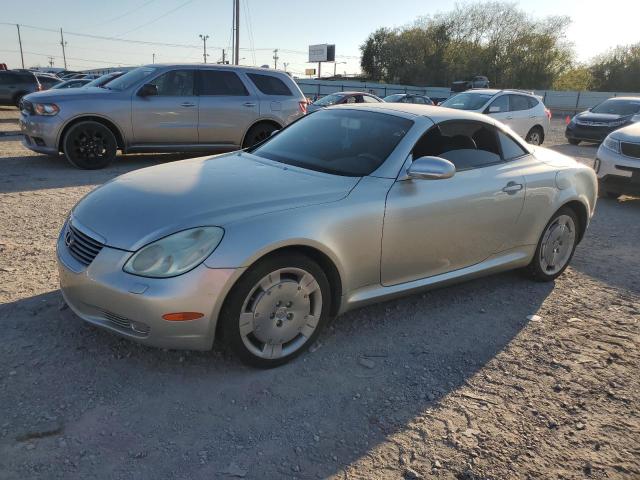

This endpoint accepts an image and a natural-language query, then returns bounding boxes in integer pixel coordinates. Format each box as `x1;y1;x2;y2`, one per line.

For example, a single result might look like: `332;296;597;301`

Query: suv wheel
525;126;544;145
13;92;27;108
568;138;580;145
242;122;279;149
63;121;117;169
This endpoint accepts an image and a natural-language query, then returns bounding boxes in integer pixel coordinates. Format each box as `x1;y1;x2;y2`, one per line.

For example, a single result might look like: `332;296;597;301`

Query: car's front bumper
57;221;243;350
595;144;640;196
19;112;62;155
565;123;620;143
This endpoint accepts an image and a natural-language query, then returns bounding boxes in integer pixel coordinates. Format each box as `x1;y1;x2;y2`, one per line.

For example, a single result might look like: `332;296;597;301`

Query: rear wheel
242;122;279;149
525;126;544;145
63;121;117;169
525;207;579;282
568;138;581;145
220;253;331;368
13;92;27;108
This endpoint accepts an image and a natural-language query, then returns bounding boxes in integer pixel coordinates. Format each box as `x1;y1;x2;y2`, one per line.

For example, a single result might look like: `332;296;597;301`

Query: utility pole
199;34;209;63
59;28;67;69
233;0;240;65
152;53;155;63
219;49;227;64
16;24;24;69
273;49;279;70
283;62;289;73
48;56;55;68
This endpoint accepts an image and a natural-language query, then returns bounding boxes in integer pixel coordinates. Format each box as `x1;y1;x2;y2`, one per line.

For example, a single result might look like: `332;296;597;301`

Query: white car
595;122;640;199
440;89;551;145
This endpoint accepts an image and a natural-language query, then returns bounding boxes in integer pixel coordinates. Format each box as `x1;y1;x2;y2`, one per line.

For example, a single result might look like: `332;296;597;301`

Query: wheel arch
240;118;283;148
559;199;589;243
58;115;125;152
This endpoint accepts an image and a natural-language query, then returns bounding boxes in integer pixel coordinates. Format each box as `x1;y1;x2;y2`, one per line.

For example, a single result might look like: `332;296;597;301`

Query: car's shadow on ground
0;150;213;194
0;270;554;479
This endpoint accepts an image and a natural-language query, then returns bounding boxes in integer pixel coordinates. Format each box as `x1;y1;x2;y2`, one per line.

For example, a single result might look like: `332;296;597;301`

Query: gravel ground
0;106;639;479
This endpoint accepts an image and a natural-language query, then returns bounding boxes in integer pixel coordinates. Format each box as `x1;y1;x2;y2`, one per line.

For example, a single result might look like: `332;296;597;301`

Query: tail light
545;108;552;121
298;100;308;115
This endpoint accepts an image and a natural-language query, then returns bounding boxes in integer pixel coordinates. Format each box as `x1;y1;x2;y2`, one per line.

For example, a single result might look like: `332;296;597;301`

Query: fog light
33;137;45;146
162;312;204;321
593;158;601;173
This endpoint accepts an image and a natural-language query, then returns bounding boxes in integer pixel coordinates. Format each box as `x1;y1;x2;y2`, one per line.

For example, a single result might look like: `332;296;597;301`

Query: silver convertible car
57;104;597;367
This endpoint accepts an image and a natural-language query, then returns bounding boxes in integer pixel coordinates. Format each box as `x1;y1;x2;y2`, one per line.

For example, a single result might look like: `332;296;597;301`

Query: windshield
105;67;156;91
85;73;118;88
251;109;413;176
383;94;405;102
591;99;640;116
440;92;494;110
313;93;346;106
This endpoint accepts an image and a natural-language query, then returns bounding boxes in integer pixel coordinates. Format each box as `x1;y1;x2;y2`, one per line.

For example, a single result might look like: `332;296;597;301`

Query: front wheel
219;253;331;368
242;122;279;149
63;121;117;170
568;138;581;145
525;207;579;282
525;126;544;145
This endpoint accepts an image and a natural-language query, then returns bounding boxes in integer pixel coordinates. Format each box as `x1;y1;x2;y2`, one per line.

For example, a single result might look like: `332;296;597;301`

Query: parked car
595;122;640;198
35;74;62;90
383;93;434;105
19;64;307;168
0;70;41;106
440;89;551;145
451;75;490;93
307;91;383;112
57;103;596;367
565;97;640;145
84;71;124;88
50;78;92;89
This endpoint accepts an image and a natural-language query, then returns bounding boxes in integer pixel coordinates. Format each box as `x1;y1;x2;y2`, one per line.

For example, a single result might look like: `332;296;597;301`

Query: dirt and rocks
0;106;638;479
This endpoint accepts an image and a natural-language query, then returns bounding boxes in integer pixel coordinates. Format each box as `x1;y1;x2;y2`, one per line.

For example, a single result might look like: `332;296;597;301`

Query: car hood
609;121;640;141
24;87;113;103
575;111;631;123
72;152;359;251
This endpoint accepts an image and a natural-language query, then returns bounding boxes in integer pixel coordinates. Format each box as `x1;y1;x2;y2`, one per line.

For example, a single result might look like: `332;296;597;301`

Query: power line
93;0;160;27
116;0;197;37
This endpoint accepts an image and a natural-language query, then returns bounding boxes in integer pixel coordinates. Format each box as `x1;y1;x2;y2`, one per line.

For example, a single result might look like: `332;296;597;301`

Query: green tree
590;43;640;91
553;66;593;91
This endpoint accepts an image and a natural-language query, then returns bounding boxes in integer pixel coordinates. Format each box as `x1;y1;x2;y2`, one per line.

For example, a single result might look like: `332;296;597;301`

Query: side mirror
488;105;501;113
138;83;158;97
407;156;456;180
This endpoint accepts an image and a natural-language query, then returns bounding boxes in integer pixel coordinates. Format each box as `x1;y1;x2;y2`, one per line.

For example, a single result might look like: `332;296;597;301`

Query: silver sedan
57;104;598;367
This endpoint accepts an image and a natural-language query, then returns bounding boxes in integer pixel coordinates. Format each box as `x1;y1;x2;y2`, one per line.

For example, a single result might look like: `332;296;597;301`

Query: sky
1;0;638;76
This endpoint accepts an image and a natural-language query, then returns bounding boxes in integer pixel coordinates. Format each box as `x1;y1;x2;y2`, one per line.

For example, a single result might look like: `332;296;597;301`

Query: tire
13;92;27;108
525;126;544;145
568;138;581;145
242;122;279;149
525;207;579;282
219;252;331;368
63;121;117;170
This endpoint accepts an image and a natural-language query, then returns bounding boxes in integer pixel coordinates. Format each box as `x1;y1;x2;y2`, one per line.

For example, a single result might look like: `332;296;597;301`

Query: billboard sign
309;44;335;63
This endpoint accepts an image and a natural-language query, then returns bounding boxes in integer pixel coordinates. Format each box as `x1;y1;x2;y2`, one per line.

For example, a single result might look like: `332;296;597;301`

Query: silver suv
20;64;307;169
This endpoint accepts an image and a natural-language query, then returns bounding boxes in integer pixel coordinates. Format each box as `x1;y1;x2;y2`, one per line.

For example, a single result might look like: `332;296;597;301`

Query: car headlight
602;136;620;154
33;103;60;116
124;227;224;278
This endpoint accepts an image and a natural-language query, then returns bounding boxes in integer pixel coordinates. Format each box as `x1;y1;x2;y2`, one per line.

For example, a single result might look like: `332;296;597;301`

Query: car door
507;94;534;137
381;120;526;286
131;68;198;145
196;68;257;147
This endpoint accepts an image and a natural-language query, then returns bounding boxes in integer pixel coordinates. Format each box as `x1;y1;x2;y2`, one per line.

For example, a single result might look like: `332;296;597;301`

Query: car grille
621;142;640;159
20;99;33;115
100;310;150;335
64;223;104;266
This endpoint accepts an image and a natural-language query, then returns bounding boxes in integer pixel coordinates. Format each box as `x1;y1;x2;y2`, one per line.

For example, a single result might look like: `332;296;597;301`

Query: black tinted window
527;96;540;108
150;70;194;96
252;109;412;176
591;99;640;115
413;121;501;171
510;95;531;111
247;73;292;96
498;131;528;160
199;70;248;96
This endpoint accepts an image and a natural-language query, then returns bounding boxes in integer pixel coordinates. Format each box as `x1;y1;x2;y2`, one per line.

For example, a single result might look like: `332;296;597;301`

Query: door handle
243;102;257;107
180;102;196;107
505;116;513;120
502;182;523;194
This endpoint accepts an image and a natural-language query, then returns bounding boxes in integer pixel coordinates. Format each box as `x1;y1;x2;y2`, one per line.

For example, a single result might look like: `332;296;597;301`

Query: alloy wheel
539;214;576;275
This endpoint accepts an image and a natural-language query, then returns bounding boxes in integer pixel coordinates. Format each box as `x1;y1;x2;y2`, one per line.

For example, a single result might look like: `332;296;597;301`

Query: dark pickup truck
451;76;490;93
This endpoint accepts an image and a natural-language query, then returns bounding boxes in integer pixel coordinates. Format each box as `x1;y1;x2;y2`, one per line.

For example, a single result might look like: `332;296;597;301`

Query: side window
199;70;248;96
527;96;540;109
414;96;426;104
246;73;292;96
354;95;365;103
0;75;12;85
412;121;502;171
509;95;531;111
498;131;528;160
345;96;357;104
150;70;194;96
363;95;380;103
488;95;508;113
